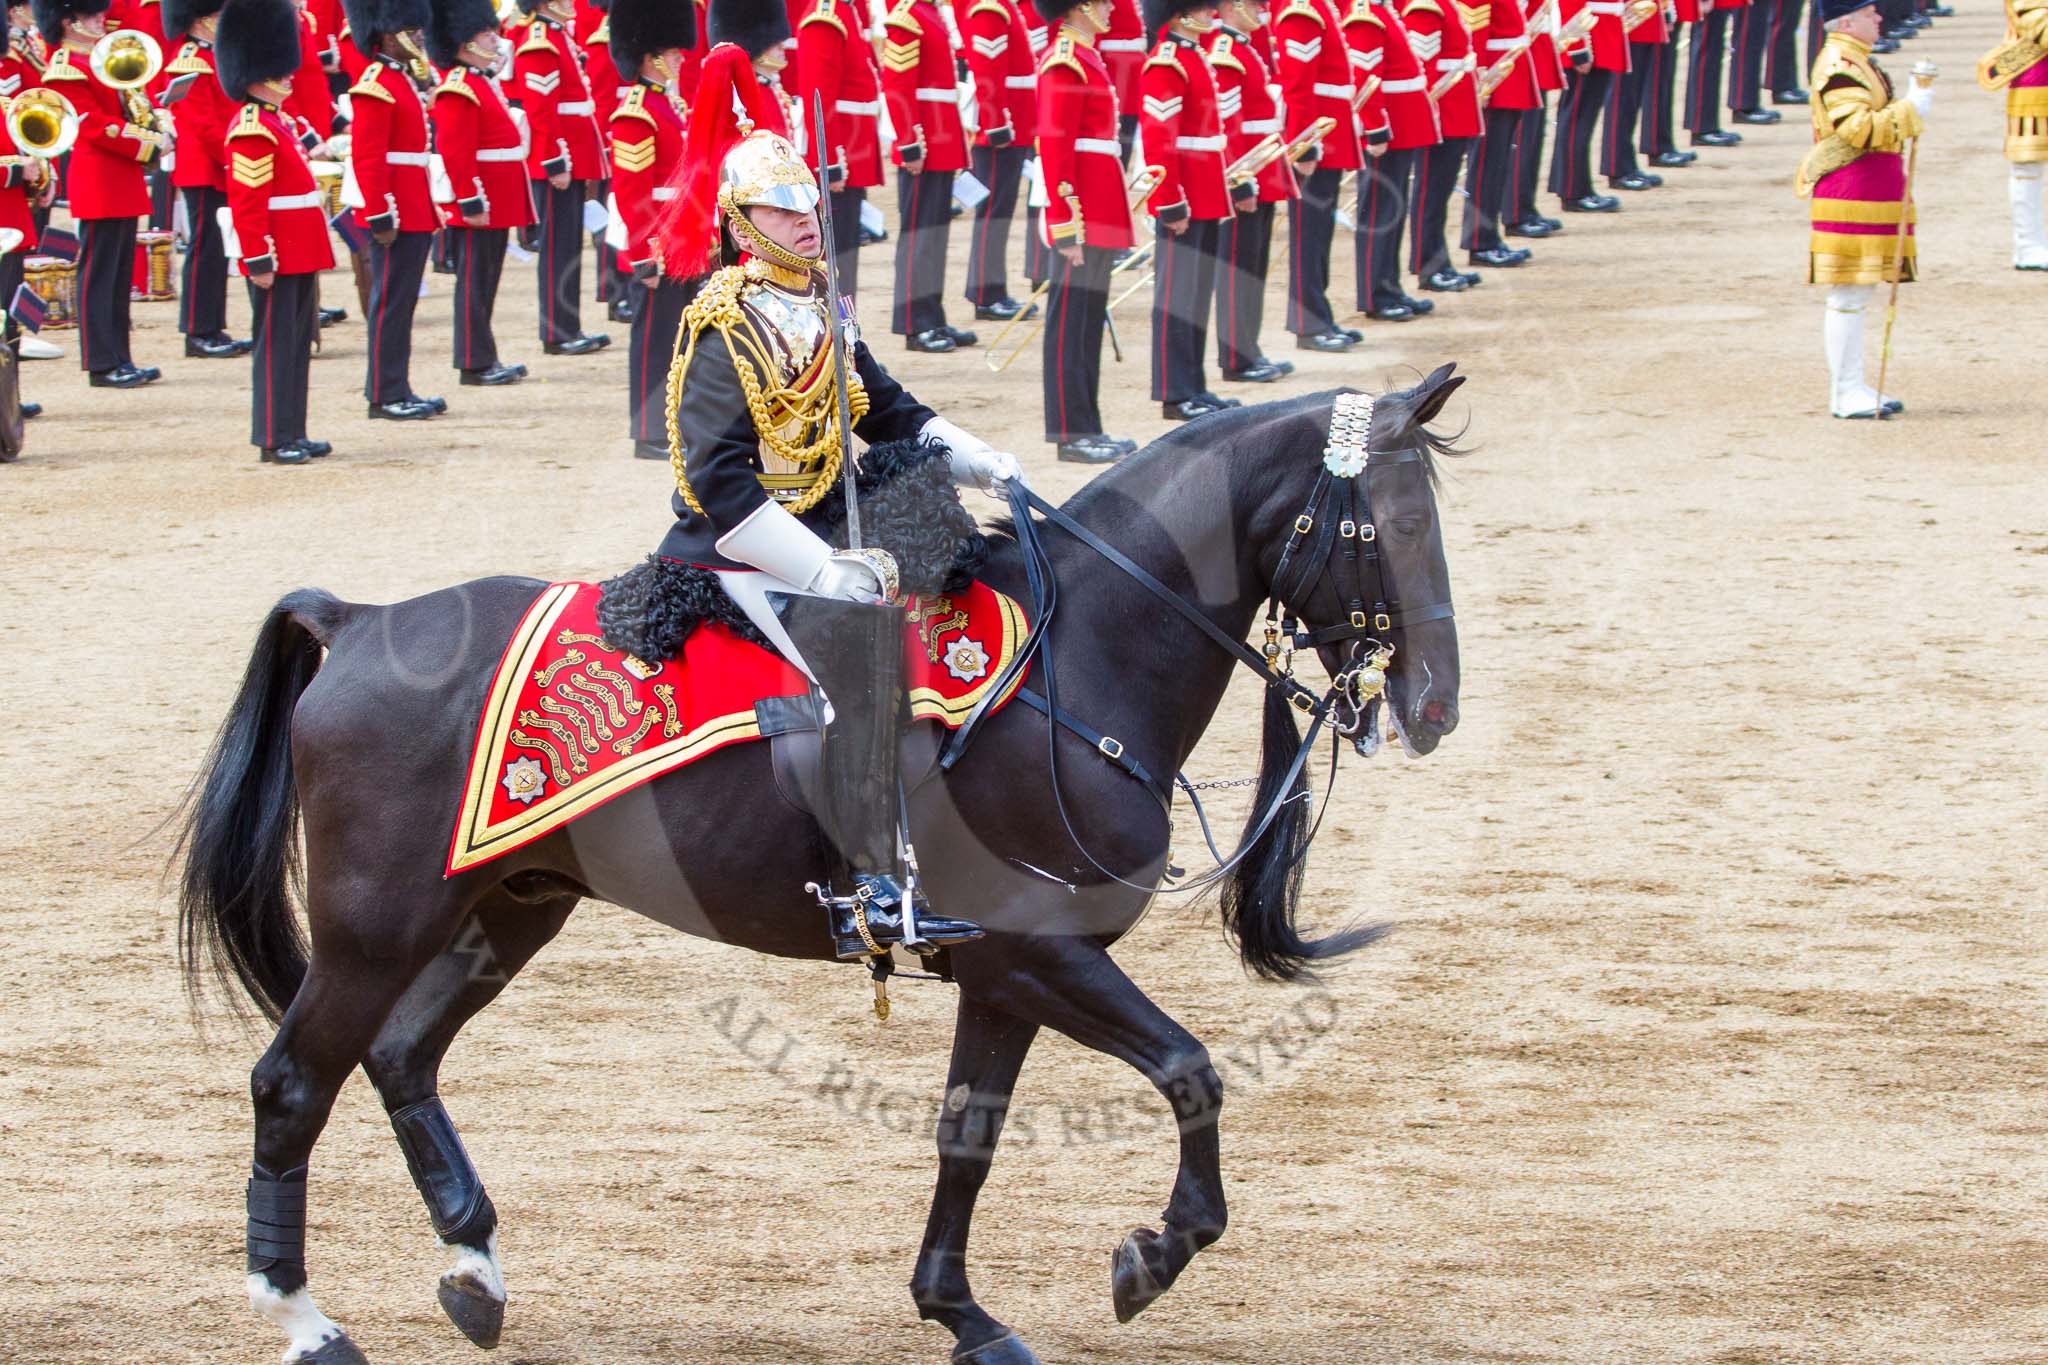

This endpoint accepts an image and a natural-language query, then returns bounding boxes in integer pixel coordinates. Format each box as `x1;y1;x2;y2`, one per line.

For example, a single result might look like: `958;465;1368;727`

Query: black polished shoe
543;333;611;355
318;307;348;326
1562;194;1621;213
1400;293;1436;315
1871;34;1901;51
1693;129;1743;147
607;297;637;324
1294;329;1357;352
19;401;41;419
184;332;246;358
260;441;310;465
1055;434;1127;463
368;398;436;420
906;328;957;353
299;438;331;458
1222;361;1286;382
1197;391;1241;409
1339;326;1365;343
632;439;669;460
407;392;448;414
1505;216;1554;238
1732;106;1782;125
1163;397;1228;421
1471;246;1530;268
1419;268;1472;292
1366;303;1416;321
940;324;980;348
1651;150;1697;168
458;362;527;385
88;363;161;388
973;297;1038;322
1925;4;1952;15
826;876;982;962
1881;21;1915;38
1772;87;1809;104
1611;172;1661;191
1258;356;1296;376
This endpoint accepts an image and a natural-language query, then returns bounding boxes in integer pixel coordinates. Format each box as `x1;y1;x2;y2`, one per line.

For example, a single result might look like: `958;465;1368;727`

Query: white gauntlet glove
1907;82;1933;119
715;501;884;603
921;415;1022;495
809;554;886;602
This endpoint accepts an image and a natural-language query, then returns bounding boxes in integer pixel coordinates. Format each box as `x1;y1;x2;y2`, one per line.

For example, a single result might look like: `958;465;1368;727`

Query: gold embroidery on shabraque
920;609;971;663
566;673;633;729
534;648;586;688
582;660;645;712
553;682;615;741
509;729;574;785
515;709;590;771
652;682;682;737
612;711;658;754
556;629;613;649
538;693;600;751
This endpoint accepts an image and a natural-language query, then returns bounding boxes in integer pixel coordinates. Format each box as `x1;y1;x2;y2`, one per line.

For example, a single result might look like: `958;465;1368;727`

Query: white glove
921;414;1023;495
1907;82;1933;119
715;501;885;603
808;554;886;602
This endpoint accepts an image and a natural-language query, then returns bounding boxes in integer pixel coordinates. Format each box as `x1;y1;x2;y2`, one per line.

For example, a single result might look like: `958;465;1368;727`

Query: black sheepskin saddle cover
597;438;993;663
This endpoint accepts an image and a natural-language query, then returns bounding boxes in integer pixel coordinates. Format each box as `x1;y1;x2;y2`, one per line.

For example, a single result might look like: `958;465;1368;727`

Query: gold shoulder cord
664;267;873;518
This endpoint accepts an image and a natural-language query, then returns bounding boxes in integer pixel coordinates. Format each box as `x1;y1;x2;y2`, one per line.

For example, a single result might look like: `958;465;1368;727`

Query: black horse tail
1219;687;1390;981
175;589;350;1023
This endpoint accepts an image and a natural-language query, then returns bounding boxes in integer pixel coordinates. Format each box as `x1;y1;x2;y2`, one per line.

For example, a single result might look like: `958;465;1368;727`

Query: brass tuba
7;86;79;159
89;28;167;133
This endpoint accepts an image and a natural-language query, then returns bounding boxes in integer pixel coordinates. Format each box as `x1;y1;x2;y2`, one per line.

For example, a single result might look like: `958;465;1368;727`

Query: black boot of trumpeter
771;594;983;960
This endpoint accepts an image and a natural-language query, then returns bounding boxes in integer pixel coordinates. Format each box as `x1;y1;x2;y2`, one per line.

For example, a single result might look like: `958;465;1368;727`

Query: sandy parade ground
2;10;2045;1361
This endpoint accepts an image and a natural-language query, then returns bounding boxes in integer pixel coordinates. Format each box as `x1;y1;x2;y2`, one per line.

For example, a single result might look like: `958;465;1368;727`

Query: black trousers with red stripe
1150;217;1219;404
1355;148;1413;313
1549;66;1615;202
1684;12;1733;136
1463;109;1520;254
365;229;431;405
1640;36;1681;157
1731;0;1801;106
178;186;230;338
1411;136;1471;280
1024;204;1051;288
592;178;617;303
628;275;688;442
246;271;317;449
1603;42;1659;179
892;166;954;336
534;178;588;345
1288;165;1343;336
449;225;508;372
1509;98;1549;224
829;186;866;301
965;142;1026;307
1042;242;1112;442
77;216;138;374
1214;200;1273;374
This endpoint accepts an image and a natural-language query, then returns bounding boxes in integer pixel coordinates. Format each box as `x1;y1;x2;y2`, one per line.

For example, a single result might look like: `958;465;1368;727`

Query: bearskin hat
611;0;694;72
30;0;110;46
341;0;431;56
1817;0;1875;19
164;0;225;40
704;0;787;57
1031;0;1083;21
424;0;501;69
1141;0;1211;36
214;0;303;95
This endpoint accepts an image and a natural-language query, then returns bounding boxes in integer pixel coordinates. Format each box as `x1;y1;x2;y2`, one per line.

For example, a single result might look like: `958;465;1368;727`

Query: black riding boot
772;594;983;961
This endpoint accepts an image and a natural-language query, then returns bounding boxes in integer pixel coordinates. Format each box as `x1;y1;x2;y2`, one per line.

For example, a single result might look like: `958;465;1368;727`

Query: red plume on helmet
655;43;781;280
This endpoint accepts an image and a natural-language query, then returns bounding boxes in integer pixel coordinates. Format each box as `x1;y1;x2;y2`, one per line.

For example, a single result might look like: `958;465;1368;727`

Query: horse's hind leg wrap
247;1163;310;1285
390;1097;497;1247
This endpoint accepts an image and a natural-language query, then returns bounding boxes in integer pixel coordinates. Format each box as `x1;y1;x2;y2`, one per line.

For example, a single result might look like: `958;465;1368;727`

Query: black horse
178;372;1465;1364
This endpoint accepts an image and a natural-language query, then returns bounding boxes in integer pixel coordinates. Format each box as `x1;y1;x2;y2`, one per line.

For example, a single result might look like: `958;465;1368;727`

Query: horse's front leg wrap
390;1096;497;1247
246;1163;310;1287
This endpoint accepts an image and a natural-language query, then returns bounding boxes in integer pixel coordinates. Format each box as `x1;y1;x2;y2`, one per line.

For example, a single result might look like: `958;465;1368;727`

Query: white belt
1242;116;1282;133
1437;56;1477;71
558;99;593;115
652;186;676;201
915;86;959;102
1099;37;1145;51
1487;37;1527;50
477;147;524;162
836;98;880;114
385;150;430;166
267;191;322;209
1313;81;1355;98
1175;134;1226;151
1587;2;1625;13
1381;76;1426;92
1075;136;1122;155
1005;74;1036;89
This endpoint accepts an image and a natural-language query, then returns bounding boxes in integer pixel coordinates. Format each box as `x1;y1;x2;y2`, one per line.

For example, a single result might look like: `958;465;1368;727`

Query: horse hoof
438;1270;505;1349
951;1330;1041;1364
1111;1227;1167;1324
297;1334;370;1365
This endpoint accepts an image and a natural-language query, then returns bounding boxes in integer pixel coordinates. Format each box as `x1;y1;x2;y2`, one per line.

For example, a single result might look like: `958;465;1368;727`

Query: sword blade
812;93;863;551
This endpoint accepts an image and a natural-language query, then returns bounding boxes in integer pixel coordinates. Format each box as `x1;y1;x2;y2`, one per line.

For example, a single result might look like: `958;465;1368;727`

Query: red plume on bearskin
654;42;777;280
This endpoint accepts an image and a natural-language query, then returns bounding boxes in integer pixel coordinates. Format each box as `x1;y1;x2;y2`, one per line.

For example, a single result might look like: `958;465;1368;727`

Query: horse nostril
1422;699;1453;731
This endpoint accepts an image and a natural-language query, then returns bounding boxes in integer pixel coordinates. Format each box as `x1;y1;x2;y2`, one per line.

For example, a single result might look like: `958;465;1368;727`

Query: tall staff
1873;59;1935;418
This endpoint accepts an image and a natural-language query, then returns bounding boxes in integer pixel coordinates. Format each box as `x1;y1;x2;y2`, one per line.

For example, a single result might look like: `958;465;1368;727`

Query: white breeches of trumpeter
2012;163;2048;268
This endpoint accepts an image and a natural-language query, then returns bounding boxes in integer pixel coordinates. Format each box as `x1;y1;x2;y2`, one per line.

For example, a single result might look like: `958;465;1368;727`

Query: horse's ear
1409;369;1465;431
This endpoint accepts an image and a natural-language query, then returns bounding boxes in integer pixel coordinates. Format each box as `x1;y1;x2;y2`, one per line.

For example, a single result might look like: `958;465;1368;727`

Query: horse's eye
1392;519;1421;538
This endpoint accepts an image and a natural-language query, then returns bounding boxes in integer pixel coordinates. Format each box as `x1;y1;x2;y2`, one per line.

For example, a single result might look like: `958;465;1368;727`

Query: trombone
986;163;1166;374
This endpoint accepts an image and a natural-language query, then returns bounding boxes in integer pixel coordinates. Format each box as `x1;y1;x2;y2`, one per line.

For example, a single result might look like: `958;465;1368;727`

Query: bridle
942;394;1456;895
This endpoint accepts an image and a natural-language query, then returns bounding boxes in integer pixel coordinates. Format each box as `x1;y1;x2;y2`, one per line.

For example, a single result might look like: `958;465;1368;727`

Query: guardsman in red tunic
1033;0;1137;462
118;0;175;227
510;0;610;352
1141;0;1240;420
880;0;972;349
428;0;534;385
1801;0;1928;416
797;0;881;298
343;0;441;418
1403;0;1483;287
957;0;1037;321
1729;0;1797;124
1635;0;1697;172
577;0;630;319
1099;0;1142;155
1601;0;1670;190
1275;0;1365;349
1503;0;1562;233
1345;0;1434;319
163;0;253;355
707;0;792;137
1462;0;1537;263
1988;0;2048;267
35;0;164;384
1206;0;1293;382
1549;0;1626;208
217;0;336;462
1684;0;1748;145
604;0;688;457
0;85;53;423
1;17;49;98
